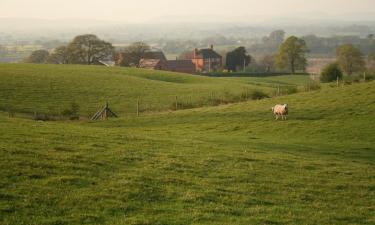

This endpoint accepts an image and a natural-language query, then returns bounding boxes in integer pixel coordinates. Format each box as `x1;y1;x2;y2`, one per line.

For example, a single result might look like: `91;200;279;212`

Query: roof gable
197;48;222;59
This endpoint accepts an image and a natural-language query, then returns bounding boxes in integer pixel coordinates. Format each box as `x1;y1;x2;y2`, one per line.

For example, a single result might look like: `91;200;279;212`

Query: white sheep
272;104;288;120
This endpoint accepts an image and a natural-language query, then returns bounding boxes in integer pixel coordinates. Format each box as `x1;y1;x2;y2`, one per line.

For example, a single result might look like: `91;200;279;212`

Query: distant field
0;63;309;117
0;44;43;63
0;81;374;224
222;74;312;87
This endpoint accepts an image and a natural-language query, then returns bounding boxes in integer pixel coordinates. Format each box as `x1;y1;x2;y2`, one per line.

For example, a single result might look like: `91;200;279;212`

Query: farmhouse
117;47;222;74
191;45;222;72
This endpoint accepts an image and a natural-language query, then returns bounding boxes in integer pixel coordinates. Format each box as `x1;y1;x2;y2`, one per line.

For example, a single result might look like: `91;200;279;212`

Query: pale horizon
1;0;375;24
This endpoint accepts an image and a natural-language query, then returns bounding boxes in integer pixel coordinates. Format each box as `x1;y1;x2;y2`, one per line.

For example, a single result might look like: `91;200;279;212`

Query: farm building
139;58;196;74
115;50;167;67
191;45;222;72
139;59;167;70
134;51;196;74
166;60;196;74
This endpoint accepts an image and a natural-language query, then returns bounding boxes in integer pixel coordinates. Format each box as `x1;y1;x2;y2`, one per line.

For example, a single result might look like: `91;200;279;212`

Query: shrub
284;86;298;94
33;112;51;121
250;90;269;100
304;81;321;91
62;102;80;120
320;63;343;83
365;72;375;81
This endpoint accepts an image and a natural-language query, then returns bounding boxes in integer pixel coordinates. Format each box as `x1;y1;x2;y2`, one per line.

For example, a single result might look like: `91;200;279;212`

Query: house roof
139;59;162;69
167;60;195;69
98;60;115;67
196;48;222;59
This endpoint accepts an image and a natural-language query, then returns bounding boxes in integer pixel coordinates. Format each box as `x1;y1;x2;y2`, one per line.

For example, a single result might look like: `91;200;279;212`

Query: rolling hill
0;63;286;117
0;76;374;224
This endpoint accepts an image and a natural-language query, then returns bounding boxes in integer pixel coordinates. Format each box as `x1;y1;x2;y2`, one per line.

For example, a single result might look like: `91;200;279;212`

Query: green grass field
0;64;374;224
0;63;283;117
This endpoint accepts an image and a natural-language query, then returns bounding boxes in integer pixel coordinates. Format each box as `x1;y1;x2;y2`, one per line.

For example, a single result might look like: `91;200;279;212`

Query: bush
284;86;298;94
33;112;51;121
365;72;375;81
320;63;343;83
250;90;269;100
62;102;80;120
304;81;321;91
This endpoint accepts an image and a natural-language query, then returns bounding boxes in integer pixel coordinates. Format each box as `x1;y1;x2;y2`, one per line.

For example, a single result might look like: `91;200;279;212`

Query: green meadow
0;64;374;224
0;63;280;117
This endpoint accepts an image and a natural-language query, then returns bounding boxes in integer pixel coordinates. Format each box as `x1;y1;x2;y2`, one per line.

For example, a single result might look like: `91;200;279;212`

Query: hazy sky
1;0;375;23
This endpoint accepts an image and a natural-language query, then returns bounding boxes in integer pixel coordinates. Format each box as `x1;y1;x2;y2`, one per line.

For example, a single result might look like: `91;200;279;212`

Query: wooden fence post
175;96;178;111
137;97;140;117
336;76;339;88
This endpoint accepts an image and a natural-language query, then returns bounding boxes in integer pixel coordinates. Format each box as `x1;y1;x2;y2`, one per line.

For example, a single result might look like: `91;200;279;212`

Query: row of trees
226;35;375;76
321;44;370;82
24;33;375;79
225;35;308;73
24;34;114;65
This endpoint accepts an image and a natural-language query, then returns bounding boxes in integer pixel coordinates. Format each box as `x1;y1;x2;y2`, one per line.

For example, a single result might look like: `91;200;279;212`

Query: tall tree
259;54;276;72
264;30;285;46
119;42;151;67
46;46;69;64
66;34;114;65
225;47;251;72
24;50;49;64
336;44;365;75
276;36;308;74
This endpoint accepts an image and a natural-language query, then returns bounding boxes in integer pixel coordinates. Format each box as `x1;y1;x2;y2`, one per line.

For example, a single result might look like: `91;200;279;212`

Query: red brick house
191;45;222;72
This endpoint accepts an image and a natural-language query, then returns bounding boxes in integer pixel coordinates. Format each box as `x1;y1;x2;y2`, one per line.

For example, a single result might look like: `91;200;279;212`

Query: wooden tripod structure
91;102;118;120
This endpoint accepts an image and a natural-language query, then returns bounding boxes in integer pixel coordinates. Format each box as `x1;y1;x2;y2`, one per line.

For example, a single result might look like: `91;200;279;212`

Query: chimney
210;44;213;50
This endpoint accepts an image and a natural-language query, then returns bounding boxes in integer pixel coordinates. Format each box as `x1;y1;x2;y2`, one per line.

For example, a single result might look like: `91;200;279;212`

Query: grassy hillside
0;63;279;117
227;74;312;87
0;81;374;224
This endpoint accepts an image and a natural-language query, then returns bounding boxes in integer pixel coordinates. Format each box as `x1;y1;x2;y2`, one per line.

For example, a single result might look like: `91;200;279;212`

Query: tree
119;42;151;67
276;36;308;74
259;54;276;72
178;51;193;60
320;62;343;83
336;44;365;75
24;50;49;63
263;30;285;46
367;52;375;71
225;47;251;72
46;46;69;64
66;34;114;65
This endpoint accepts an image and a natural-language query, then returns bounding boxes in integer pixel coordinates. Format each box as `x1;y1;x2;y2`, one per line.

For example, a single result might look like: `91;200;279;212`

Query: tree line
24;34;114;65
24;33;375;79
